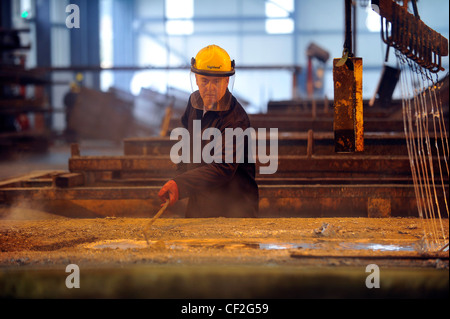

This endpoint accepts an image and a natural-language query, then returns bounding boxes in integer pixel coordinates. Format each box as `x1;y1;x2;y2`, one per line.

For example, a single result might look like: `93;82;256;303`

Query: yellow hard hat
191;45;235;77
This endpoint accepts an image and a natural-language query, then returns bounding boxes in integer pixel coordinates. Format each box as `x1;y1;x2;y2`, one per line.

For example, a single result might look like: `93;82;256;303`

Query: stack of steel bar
0;93;448;217
0;92;448;219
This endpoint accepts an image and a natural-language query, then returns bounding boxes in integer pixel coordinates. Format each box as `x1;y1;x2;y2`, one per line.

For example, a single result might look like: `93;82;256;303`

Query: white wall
123;0;449;112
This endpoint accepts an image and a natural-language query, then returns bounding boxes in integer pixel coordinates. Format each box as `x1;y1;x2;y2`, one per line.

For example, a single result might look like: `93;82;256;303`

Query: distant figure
63;82;80;142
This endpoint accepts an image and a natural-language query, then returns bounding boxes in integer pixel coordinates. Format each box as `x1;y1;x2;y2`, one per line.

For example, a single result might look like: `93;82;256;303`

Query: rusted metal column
333;0;363;153
333;57;363;152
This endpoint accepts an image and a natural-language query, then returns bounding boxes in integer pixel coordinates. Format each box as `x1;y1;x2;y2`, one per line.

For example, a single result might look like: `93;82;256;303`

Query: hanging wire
396;49;448;252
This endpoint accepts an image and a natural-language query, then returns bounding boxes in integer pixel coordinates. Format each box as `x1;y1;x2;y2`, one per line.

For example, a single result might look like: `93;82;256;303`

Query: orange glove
158;180;179;206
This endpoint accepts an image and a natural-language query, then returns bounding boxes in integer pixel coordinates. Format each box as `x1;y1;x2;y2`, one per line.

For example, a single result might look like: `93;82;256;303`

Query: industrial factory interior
0;0;449;305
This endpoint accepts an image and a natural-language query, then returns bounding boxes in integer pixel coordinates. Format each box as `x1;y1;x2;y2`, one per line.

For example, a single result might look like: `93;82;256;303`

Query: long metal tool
372;0;448;73
143;200;170;245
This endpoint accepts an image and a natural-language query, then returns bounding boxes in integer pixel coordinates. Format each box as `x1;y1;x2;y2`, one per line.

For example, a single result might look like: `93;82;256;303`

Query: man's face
195;74;229;110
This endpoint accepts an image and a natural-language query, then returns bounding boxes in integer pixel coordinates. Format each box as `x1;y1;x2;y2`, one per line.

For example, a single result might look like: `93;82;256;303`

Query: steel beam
1;169;447;217
67;154;417;178
169;117;445;133
123;132;417;156
0;181;438;218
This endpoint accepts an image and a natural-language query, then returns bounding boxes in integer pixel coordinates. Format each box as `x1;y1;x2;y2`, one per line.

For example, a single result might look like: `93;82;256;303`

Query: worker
63;82;81;143
158;44;259;217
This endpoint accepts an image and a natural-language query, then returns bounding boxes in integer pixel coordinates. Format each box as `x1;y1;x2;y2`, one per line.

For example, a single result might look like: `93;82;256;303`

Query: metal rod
290;254;449;260
143;200;170;245
345;0;353;56
411;0;420;19
439;242;449;252
352;0;357;56
36;65;302;72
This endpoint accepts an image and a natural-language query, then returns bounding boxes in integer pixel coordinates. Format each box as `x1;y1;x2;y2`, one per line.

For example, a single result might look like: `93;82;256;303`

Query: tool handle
143;200;170;244
151;200;170;223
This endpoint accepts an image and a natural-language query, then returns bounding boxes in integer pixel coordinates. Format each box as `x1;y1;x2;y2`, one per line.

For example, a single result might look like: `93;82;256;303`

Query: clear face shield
190;72;235;112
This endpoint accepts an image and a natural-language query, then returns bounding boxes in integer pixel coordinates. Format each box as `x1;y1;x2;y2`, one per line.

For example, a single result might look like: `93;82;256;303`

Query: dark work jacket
172;92;259;218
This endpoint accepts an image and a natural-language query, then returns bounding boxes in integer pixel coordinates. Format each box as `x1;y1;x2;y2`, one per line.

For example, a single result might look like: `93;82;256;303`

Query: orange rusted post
333;57;364;153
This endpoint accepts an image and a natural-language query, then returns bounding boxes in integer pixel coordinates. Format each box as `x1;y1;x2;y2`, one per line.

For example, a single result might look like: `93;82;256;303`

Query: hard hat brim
190;57;235;77
190;66;235;77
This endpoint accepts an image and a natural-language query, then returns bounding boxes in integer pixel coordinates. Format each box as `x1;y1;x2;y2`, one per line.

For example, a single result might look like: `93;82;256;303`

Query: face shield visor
190;57;235;112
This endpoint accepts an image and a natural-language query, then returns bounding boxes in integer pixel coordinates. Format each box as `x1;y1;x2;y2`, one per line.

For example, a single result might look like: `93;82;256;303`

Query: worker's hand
158;180;179;206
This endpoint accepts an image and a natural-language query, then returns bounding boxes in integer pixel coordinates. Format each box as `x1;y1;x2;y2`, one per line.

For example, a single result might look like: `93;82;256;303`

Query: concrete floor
0;217;448;299
0;141;448;301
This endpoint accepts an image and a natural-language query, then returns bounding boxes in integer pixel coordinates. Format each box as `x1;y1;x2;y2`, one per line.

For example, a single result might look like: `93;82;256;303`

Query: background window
265;0;294;34
165;0;193;35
